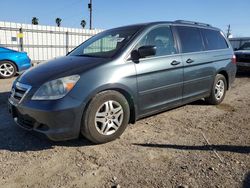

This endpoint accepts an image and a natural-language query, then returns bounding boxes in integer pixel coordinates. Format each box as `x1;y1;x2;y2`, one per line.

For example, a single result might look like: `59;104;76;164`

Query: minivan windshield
69;27;141;58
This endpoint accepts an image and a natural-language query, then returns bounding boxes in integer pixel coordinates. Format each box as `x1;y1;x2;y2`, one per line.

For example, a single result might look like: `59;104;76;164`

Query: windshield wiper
73;54;99;58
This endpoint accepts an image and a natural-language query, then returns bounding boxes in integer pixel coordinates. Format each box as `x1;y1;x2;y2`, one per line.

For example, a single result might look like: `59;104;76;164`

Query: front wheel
81;90;130;144
205;74;227;105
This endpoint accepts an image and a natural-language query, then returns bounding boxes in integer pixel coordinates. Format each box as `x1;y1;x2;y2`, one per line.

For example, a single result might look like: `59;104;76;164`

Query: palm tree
32;17;39;25
80;20;86;29
55;18;62;27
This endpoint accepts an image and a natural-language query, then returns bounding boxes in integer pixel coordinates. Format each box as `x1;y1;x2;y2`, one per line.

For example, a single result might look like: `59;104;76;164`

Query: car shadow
0;91;10;105
189;99;207;106
0;128;93;152
236;70;250;78
242;171;250;188
0;91;93;152
133;143;250;154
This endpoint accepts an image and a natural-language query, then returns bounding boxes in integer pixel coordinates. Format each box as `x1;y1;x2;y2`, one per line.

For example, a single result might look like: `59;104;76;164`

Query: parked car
8;20;236;143
0;47;31;78
229;37;250;51
230;38;250;70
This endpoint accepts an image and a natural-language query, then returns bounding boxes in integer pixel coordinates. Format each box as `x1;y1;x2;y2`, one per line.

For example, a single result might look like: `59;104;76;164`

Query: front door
133;25;183;116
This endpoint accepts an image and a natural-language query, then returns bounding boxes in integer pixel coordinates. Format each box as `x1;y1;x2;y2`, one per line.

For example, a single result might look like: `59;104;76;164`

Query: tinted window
201;29;228;50
229;38;250;50
176;26;204;53
135;26;177;57
229;40;241;50
238;41;250;50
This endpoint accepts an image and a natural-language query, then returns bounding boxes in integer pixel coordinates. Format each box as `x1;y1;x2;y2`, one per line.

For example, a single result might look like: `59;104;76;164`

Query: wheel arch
84;84;137;124
217;69;229;90
108;87;137;124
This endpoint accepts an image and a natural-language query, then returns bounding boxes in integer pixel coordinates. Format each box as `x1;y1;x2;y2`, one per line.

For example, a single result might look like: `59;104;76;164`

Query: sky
0;0;249;37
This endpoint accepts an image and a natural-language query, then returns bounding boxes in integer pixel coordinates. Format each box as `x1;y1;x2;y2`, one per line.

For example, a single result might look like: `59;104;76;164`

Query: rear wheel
0;61;17;78
205;74;227;105
81;90;130;144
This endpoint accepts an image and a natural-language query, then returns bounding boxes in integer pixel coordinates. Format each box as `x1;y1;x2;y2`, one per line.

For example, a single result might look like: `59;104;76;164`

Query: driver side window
135;26;177;58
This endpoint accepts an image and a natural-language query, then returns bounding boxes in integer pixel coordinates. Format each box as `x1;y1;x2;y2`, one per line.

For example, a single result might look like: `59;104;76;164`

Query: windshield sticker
107;35;125;43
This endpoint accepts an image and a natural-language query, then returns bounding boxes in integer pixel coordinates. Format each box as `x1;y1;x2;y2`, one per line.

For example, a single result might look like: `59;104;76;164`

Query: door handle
186;59;194;64
171;60;181;66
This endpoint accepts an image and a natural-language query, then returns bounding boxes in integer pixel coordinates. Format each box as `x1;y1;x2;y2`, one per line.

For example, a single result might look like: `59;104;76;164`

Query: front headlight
32;75;80;100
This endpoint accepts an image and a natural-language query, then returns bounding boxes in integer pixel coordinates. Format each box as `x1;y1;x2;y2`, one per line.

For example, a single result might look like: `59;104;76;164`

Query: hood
18;56;110;86
234;50;250;55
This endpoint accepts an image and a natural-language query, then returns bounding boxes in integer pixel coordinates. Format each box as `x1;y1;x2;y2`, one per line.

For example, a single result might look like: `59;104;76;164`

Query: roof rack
174;20;211;27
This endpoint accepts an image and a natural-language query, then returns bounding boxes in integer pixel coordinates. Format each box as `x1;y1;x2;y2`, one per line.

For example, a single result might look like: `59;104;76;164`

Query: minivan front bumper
8;93;85;141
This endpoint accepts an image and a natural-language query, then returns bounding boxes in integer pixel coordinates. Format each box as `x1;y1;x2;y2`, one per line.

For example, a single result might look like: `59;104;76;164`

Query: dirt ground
0;72;249;188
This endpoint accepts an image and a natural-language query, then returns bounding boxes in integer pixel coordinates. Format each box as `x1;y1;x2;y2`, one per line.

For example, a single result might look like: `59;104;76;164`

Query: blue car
0;47;31;78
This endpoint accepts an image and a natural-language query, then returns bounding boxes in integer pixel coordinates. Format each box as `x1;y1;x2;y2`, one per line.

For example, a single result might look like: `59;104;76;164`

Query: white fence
0;21;102;62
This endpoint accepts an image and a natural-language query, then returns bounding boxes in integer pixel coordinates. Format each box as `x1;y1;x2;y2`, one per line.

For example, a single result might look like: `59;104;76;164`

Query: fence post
18;28;24;51
65;31;69;54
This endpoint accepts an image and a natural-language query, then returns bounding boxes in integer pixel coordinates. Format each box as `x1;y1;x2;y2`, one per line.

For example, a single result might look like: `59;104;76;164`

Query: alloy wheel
214;79;225;100
0;63;15;77
95;100;124;136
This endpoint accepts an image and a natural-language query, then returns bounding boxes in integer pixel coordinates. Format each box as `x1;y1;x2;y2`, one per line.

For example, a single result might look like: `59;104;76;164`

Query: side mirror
130;45;156;61
130;50;140;61
138;45;156;58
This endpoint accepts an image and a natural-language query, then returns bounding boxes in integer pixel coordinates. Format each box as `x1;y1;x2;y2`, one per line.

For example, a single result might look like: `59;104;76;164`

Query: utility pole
226;24;231;38
88;0;92;30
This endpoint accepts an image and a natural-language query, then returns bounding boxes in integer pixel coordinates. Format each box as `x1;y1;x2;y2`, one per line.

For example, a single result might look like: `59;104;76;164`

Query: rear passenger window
201;29;228;50
176;26;204;53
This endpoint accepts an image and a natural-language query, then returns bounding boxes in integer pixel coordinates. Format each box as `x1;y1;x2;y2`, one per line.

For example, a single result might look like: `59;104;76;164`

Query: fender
82;83;138;123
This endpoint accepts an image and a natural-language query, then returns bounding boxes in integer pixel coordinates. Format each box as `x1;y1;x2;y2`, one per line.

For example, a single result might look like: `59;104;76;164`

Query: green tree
32;17;39;25
55;18;62;27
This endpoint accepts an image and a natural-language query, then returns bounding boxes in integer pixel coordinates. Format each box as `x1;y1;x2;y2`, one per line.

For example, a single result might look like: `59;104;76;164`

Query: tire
0;61;17;79
81;90;130;144
205;74;227;105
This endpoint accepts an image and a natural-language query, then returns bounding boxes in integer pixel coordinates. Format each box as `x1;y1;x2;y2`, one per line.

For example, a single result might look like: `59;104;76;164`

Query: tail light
232;55;237;64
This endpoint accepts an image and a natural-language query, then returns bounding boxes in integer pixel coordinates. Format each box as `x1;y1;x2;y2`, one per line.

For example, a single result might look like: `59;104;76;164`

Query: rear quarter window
176;26;204;53
201;29;228;50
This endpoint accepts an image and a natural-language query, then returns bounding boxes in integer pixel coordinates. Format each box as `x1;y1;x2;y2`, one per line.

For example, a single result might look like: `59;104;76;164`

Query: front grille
10;82;32;103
